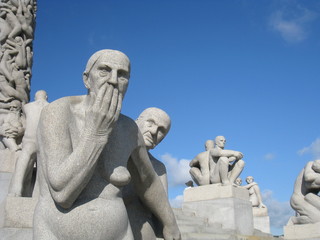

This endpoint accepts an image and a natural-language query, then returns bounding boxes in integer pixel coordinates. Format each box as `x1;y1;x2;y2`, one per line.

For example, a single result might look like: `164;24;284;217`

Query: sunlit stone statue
235;177;242;186
209;136;244;186
189;140;214;186
290;160;320;224
124;107;171;240
8;90;48;197
33;50;180;240
243;176;266;209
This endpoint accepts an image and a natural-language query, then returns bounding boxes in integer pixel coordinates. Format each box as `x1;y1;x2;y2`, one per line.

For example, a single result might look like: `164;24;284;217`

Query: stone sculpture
209;136;244;186
0;0;37;153
243;176;266;209
189;140;214;186
235;177;242;186
8;90;48;197
33;50;180;240
290;160;320;224
123;107;171;240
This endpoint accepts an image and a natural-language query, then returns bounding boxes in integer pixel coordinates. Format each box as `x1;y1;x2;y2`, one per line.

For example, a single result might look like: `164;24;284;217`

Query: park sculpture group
0;2;320;240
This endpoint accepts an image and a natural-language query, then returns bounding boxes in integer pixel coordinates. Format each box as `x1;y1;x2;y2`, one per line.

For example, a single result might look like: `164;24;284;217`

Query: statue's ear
83;72;90;89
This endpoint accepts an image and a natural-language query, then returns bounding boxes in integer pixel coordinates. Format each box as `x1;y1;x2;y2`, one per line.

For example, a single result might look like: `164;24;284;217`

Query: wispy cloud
262;190;294;229
264;153;275;160
269;5;317;43
161;153;191;186
298;138;320;159
170;195;184;208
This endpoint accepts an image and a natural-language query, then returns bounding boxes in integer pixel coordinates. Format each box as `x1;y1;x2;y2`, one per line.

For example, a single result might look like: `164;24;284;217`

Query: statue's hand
163;222;181;240
84;83;122;142
4;126;18;138
235;151;243;160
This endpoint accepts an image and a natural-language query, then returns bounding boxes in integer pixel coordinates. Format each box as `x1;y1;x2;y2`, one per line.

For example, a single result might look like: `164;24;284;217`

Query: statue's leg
219;157;231;185
291;193;320;223
8;142;36;196
189;168;202;186
228;159;245;183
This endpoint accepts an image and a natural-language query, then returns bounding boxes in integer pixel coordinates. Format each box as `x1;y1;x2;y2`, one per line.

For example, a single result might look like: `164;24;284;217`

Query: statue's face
235;178;242;186
215;136;226;149
137;111;170;150
87;52;130;97
246;176;253;184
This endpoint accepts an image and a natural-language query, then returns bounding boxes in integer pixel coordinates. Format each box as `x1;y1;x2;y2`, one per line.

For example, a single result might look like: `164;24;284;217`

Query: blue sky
30;0;320;235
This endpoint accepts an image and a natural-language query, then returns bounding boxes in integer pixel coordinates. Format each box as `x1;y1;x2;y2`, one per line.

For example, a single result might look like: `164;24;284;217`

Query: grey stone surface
209;136;245;186
124;107;171;240
33;50;180;240
0;228;32;240
0;173;12;209
284;221;320;239
183;184;254;236
0;196;36;228
8;90;48;197
253;215;270;234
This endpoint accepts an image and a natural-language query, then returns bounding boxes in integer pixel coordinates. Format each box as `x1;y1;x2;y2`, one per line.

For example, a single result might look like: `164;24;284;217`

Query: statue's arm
253;184;266;208
210;148;243;159
189;156;199;167
130;143;180;240
304;162;320;184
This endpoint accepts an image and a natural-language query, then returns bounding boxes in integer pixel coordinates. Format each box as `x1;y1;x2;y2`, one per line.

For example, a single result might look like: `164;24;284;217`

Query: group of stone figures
2;48;320;240
0;0;36;152
188;136;266;211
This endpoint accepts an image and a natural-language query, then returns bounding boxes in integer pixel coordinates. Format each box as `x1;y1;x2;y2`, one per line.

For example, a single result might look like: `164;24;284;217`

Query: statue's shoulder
118;114;138;130
43;96;84;114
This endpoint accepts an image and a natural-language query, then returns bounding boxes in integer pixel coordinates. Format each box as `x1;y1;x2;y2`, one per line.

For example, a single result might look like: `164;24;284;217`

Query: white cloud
269;6;317;43
262;190;294;229
264;153;275;160
170;195;184;208
298;138;320;158
161;153;191;186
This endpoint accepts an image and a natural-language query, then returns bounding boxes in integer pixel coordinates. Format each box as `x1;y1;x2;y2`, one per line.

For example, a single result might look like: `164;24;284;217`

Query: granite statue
124;107;171;240
8;90;48;197
243;176;266;209
290;160;320;224
189;140;214;186
0;0;37;153
33;50;180;240
209;136;244;186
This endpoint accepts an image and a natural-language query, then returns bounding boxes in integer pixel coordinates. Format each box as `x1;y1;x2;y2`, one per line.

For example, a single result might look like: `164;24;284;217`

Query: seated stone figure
243;176;266;209
0;100;24;151
189;140;214;186
33;50;180;240
8;90;48;197
123;107;171;240
235;177;242;186
290;160;320;224
209;136;244;186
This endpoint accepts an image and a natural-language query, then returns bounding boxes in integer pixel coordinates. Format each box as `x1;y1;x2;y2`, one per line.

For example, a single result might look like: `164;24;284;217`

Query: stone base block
0;196;37;228
0;173;12;205
284;222;320;240
254;215;270;234
183;185;254;236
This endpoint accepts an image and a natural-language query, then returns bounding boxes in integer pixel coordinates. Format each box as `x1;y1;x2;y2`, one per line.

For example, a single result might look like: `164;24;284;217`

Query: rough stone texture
0;150;18;173
0;228;32;240
253;215;270;234
0;196;36;228
284;221;320;239
183;185;254;236
0;173;12;205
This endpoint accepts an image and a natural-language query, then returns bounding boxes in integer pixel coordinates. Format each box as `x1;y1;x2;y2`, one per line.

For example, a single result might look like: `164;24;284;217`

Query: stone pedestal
252;207;270;234
284;221;320;240
182;184;254;236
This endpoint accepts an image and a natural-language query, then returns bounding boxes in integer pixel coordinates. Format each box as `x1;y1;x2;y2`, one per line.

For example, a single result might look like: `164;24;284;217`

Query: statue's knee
237;159;245;168
219;157;229;164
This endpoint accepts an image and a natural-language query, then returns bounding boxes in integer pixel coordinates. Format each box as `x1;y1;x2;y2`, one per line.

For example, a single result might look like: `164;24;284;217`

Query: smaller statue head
235;177;242;186
136;107;171;150
35;90;48;101
9;100;21;111
312;160;320;173
205;140;214;151
215;136;226;149
246;176;254;184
